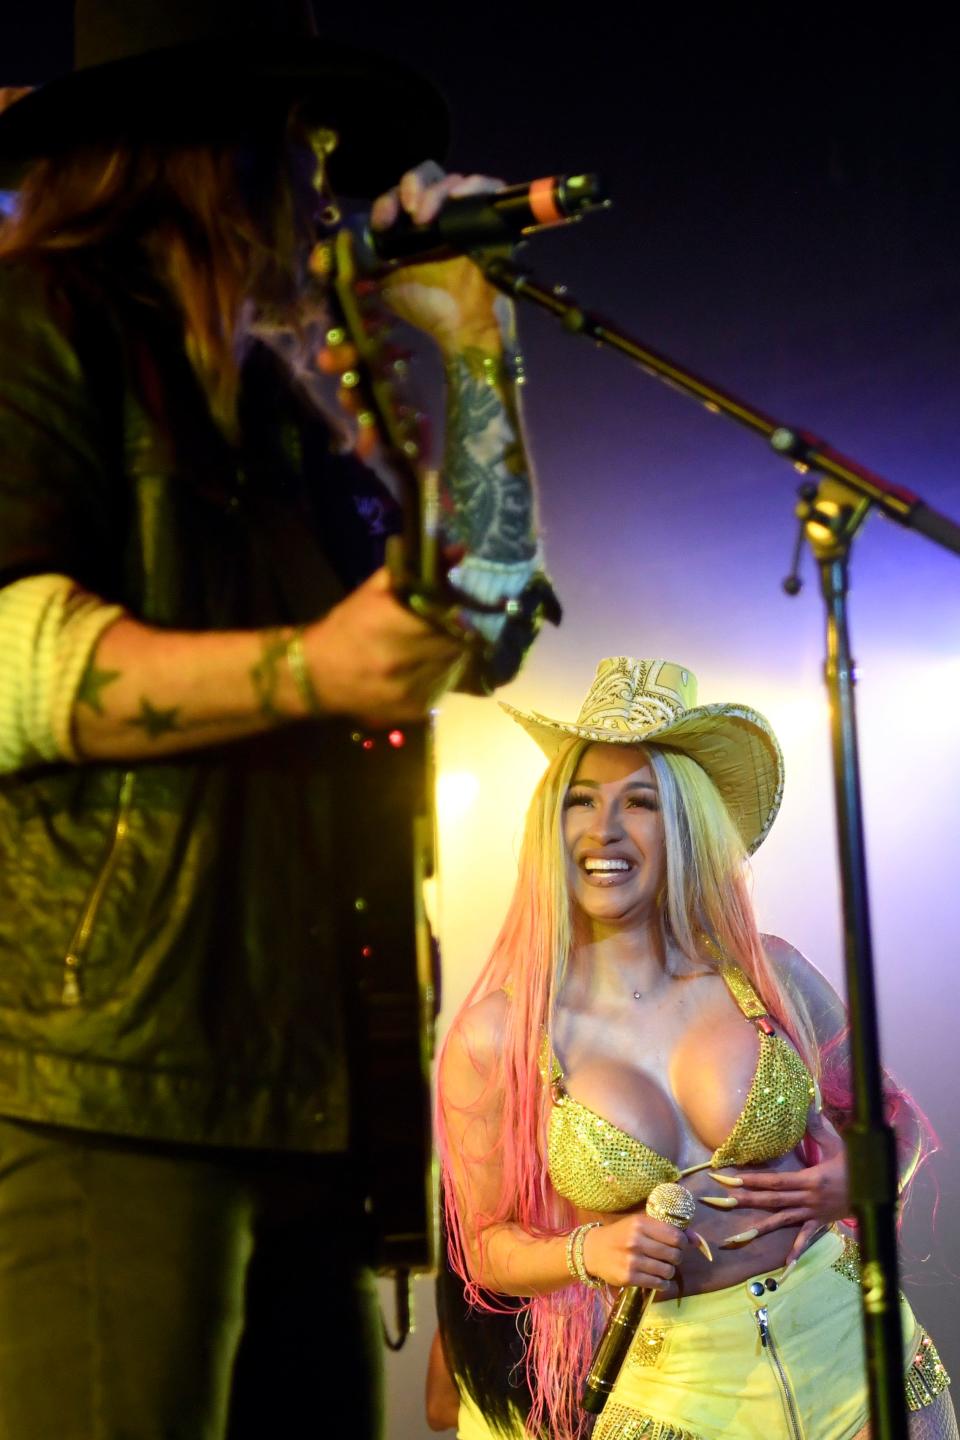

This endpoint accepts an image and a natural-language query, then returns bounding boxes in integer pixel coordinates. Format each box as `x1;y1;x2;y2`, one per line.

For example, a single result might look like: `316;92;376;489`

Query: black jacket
0;250;401;1152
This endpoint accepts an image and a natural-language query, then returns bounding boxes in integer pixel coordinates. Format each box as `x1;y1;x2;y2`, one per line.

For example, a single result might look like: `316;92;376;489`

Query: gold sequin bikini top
544;962;816;1212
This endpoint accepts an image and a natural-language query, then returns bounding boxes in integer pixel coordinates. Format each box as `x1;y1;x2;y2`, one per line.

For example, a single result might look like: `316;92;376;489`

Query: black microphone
581;1182;696;1417
358;172;609;268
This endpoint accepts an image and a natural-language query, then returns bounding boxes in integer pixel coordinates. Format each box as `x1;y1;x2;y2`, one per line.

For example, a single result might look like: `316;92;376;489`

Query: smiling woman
436;657;954;1440
562;748;666;931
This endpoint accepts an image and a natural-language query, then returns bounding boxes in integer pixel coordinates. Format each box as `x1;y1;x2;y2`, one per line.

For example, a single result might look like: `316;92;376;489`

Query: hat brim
0;39;450;196
500;699;784;855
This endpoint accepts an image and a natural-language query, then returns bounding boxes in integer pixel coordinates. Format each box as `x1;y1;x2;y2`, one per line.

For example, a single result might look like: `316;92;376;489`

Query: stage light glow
759;691;832;748
435;769;480;824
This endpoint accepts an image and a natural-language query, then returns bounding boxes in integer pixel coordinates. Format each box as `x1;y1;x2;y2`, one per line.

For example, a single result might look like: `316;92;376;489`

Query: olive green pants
0;1116;382;1439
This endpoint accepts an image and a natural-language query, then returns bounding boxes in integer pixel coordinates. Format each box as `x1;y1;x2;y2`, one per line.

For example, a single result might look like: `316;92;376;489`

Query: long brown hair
0;123;316;430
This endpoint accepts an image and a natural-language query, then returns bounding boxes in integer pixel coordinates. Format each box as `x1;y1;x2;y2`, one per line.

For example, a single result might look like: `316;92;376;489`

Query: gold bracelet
568;1221;603;1289
285;626;324;717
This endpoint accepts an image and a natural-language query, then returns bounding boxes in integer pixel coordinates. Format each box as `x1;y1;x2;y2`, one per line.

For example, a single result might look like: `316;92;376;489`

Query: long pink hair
436;737;927;1439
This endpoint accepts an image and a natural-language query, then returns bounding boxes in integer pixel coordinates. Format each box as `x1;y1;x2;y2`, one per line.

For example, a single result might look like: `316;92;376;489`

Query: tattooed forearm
76;660;122;715
249;627;292;722
122;696;236;740
70;616;312;761
443;348;536;562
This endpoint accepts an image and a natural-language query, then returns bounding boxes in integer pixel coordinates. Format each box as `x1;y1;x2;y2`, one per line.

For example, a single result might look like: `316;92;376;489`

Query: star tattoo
126;699;182;739
76;661;121;716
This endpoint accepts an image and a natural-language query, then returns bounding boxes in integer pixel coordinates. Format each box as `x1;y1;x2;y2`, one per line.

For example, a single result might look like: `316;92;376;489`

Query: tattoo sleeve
442;346;536;563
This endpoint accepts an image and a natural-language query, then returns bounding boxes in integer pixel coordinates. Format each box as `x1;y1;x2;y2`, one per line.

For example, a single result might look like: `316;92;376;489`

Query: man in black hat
0;4;549;1436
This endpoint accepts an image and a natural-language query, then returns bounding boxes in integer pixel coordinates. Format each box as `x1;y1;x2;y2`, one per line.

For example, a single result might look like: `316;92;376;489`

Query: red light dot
362;738;375;750
388;729;405;748
361;945;374;959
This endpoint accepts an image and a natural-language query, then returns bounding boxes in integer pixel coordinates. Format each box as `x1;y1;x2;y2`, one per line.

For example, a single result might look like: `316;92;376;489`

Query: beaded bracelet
285;626;324;717
564;1225;581;1280
443;346;526;391
566;1221;603;1289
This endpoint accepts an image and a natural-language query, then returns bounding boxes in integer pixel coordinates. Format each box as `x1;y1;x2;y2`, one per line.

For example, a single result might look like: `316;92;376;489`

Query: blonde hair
0;127;315;433
438;737;818;1440
649;747;816;1059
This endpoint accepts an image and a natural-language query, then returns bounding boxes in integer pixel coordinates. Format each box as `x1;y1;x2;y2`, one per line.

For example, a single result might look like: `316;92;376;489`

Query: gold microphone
581;1182;697;1416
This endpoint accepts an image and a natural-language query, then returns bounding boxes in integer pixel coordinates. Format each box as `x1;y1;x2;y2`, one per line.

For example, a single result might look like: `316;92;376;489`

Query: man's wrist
443;343;525;387
438;324;504;359
285;626;325;717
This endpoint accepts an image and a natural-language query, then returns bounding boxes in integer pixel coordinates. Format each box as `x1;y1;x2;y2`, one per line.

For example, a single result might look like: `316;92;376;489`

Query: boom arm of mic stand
473;252;960;558
472;249;952;1440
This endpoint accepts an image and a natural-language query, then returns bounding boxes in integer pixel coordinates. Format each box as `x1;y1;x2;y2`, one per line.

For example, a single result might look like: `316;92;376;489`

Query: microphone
358;172;609;268
581;1182;696;1417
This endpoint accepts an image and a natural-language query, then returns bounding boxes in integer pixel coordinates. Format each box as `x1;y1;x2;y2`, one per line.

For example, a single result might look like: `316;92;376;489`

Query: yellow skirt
593;1229;950;1440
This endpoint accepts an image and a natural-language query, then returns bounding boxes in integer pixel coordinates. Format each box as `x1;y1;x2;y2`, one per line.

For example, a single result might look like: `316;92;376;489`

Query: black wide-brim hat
0;0;450;196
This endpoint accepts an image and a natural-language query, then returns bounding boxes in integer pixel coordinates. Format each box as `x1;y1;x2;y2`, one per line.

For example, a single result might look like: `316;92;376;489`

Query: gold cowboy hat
500;656;784;853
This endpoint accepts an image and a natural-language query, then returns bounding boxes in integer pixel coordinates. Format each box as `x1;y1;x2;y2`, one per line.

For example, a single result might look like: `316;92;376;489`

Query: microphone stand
475;251;960;1440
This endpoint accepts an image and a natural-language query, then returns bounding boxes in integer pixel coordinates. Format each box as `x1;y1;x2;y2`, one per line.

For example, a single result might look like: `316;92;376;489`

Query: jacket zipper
62;771;136;1006
755;1306;804;1440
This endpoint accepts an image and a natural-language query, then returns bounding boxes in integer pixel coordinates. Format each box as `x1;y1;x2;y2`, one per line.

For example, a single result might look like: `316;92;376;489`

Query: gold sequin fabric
830;1238;951;1411
829;1232;863;1286
707;1028;815;1170
625;1329;667;1371
538;1031;561;1086
906;1331;952;1412
593;1403;702;1440
716;960;768;1018
545;963;815;1210
546;1092;680;1210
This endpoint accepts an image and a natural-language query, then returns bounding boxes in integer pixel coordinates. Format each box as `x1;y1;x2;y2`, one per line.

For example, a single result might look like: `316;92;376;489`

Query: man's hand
370;161;507;355
303;566;466;725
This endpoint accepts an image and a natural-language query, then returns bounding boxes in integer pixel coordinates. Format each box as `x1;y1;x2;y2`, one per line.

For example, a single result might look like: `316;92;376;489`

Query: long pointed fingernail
782;1260;797;1279
700;1195;738;1209
708;1172;743;1188
719;1228;759;1248
690;1229;714;1262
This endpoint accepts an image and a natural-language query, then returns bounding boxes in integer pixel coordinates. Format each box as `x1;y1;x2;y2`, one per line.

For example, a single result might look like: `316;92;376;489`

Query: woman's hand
370;161;507;355
712;1111;850;1267
582;1212;689;1292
